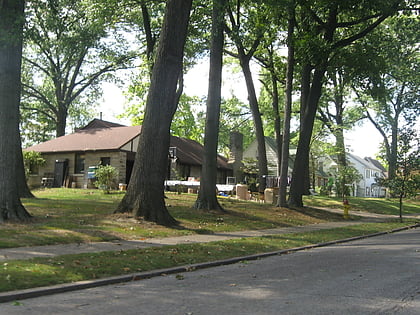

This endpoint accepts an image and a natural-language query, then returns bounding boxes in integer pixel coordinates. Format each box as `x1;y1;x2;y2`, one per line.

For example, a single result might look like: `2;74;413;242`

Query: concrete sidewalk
0;208;418;304
3;206;416;261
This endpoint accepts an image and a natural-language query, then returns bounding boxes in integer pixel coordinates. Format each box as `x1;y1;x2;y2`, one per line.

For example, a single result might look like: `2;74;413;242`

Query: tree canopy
21;0;136;140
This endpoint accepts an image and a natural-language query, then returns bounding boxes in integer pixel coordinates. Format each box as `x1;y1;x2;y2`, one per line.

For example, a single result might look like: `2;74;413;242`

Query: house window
100;157;111;166
365;170;370;178
75;154;85;173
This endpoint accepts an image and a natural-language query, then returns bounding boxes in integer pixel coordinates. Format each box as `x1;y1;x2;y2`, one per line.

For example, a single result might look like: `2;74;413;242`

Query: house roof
25;120;231;170
170;136;231;170
26;125;142;153
347;153;384;172
78;118;125;130
364;157;387;172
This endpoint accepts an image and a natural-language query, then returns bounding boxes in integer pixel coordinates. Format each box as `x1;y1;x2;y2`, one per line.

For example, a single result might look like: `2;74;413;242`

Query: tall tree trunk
0;0;32;222
270;68;282;177
114;0;192;226
240;57;268;193
194;0;226;211
278;2;295;208
388;118;399;181
289;64;327;207
56;105;67;137
17;138;35;198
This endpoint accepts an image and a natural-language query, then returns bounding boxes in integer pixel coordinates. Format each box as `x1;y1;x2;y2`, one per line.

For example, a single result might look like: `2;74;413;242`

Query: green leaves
22;0;136;139
94;165;119;194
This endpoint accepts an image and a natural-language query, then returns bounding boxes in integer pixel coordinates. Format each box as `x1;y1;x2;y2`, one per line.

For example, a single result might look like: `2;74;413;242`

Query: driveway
0;227;419;314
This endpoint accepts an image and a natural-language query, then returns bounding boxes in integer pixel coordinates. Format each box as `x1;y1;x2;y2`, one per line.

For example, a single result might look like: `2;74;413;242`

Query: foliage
351;15;420;180
22;151;46;179
21;0;136;139
94;165;118;194
218;96;254;155
377;129;420;221
334;165;363;198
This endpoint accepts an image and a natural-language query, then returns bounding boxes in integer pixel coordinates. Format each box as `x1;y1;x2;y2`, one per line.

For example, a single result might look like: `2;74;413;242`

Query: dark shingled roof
78;118;125;130
170;136;231;170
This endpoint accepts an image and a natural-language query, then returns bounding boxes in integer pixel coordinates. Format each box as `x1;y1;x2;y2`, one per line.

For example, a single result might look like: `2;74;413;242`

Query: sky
98;61;383;159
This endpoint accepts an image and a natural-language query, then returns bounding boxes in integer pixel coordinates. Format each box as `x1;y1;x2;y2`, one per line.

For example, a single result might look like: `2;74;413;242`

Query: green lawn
0;222;416;293
1;188;346;248
0;189;417;249
304;195;420;215
0;188;418;293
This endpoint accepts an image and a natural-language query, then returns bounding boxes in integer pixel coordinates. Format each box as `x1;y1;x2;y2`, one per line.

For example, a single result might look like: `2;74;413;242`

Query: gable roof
25;120;231;170
364;157;387;172
26;125;142;153
78;118;125;130
347;153;384;172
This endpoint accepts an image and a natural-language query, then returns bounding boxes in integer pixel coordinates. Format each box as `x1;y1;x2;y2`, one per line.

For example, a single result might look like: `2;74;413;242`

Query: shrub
94;165;118;194
23;151;46;179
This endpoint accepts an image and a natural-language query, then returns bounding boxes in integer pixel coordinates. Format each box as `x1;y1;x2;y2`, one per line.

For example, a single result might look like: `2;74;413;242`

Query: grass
303;195;420;215
0;188;347;248
0;221;417;293
0;188;418;293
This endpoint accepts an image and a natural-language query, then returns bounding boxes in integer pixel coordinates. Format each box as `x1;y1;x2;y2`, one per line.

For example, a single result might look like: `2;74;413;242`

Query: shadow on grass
289;206;347;221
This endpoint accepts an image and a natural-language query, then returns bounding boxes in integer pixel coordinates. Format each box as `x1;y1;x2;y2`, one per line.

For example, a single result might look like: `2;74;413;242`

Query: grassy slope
0;189;418;293
303;195;420;215
1;189;346;248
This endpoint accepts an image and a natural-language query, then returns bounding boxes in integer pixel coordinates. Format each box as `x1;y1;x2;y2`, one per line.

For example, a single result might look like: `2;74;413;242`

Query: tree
218;96;254;155
224;0;269;194
194;0;226;211
317;67;364;169
115;0;193;225
379;129;419;222
352;15;419;183
278;1;295;207
22;151;46;180
288;0;402;207
0;0;32;222
17;134;35;198
22;0;135;138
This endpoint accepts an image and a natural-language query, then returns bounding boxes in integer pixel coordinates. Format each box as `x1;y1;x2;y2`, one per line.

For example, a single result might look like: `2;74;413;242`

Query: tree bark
289;64;327;207
17;139;35;198
240;57;268;193
115;0;192;226
0;0;32;222
56;105;67;137
278;4;295;207
194;0;226;211
270;63;282;177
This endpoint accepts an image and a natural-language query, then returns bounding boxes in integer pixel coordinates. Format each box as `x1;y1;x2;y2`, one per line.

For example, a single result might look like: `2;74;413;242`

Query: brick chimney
228;131;244;183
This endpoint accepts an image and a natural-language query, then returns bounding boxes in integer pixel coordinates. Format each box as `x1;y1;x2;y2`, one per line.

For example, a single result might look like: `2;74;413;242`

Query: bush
94;165;118;194
23;151;46;179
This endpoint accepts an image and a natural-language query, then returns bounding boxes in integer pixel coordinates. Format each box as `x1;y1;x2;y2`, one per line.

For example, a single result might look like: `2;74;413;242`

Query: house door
126;159;134;184
53;160;68;187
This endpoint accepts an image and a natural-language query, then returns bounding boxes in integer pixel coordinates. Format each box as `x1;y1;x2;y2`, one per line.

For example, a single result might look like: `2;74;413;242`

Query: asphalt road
1;227;419;315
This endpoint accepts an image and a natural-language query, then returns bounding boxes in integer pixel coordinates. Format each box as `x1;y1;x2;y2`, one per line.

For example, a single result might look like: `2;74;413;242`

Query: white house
346;153;387;197
317;153;387;197
243;137;386;197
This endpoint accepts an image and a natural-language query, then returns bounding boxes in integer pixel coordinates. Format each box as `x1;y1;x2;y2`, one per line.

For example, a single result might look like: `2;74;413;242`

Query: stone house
25;119;232;189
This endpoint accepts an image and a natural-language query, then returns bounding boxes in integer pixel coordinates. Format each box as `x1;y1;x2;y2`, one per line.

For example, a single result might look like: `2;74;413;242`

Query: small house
25;119;232;189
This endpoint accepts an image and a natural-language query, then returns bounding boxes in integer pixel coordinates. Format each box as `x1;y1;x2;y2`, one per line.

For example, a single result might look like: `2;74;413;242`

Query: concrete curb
0;223;418;304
